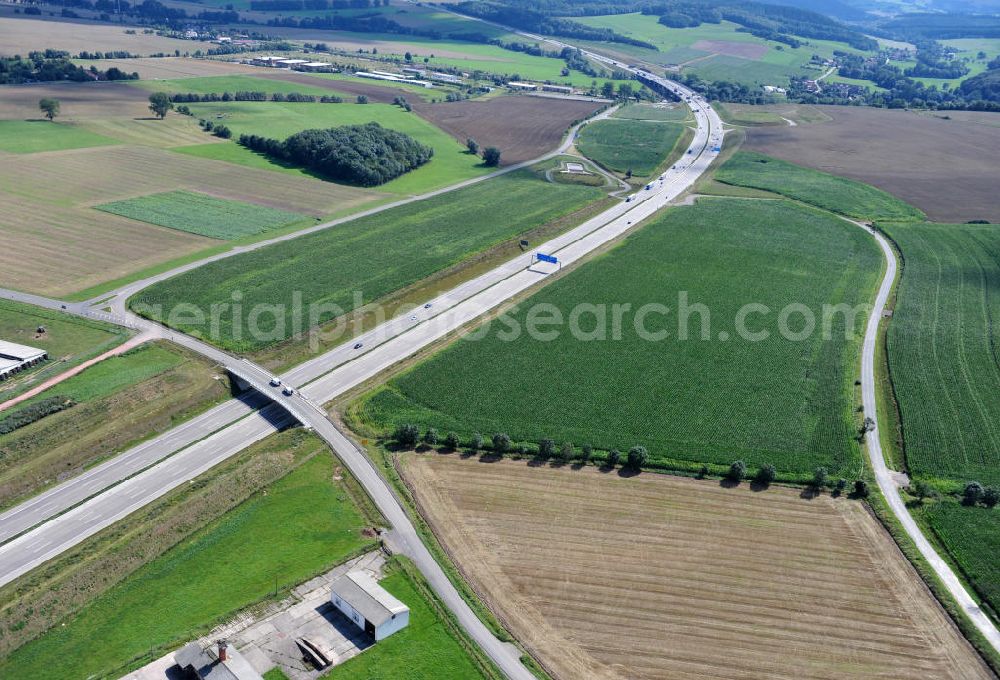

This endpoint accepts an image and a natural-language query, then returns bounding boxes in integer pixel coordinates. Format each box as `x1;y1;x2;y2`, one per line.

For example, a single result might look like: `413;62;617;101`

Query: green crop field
613;103;690;122
0;300;127;402
327;560;492;680
357;196;882;476
133;75;347;98
0;449;370;680
0;121;118;154
97;190;308;240
716;152;925;221
577;119;685;176
171;100;491;195
921;502;1000;620
883;221;1000;485
132;169;605;352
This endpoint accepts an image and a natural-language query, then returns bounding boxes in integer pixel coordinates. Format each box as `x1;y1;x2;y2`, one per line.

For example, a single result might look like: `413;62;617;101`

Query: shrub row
169;91;342;103
0;396;75;436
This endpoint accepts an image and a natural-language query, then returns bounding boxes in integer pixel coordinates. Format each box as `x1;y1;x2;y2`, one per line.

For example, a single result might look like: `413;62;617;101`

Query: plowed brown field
402;455;991;680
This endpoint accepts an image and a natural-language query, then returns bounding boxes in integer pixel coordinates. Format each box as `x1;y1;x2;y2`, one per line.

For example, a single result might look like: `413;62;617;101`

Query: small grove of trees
239;122;432;186
727;460;747;483
755;463;776;487
626;445;648;471
0;396;74;435
393;423;419;448
491;432;511;455
38;98;59;121
963;481;1000;508
148;92;173;119
606;448;621;469
356;94;368;104
199;119;231;138
481;146;501;167
466;137;479;155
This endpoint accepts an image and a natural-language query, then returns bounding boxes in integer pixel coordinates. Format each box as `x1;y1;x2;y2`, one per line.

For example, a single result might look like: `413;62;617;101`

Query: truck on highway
645;183;653;190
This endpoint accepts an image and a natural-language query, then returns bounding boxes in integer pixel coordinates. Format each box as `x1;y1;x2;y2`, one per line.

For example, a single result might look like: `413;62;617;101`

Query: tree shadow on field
799;486;821;500
749;479;771;493
527;456;549;468
616;467;640;479
718;478;741;489
478;451;504;463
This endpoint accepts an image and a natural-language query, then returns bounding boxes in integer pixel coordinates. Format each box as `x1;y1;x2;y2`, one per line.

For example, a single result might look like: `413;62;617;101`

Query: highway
0;75;723;679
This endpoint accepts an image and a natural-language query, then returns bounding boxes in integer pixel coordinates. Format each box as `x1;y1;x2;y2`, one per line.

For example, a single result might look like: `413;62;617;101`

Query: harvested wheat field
743;105;1000;223
416;95;603;164
0;145;380;296
0;16;197;56
402;455;991;680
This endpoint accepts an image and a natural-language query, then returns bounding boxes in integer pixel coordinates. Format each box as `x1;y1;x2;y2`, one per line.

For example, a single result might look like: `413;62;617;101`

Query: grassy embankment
576;117;687;178
0;433;375;679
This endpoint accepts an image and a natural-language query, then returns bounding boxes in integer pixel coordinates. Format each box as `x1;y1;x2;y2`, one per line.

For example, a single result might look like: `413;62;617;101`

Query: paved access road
856;222;1000;653
0;76;722;680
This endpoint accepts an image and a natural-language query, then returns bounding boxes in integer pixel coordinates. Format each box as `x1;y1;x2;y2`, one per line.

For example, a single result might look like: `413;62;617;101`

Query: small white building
0;340;47;381
330;571;409;641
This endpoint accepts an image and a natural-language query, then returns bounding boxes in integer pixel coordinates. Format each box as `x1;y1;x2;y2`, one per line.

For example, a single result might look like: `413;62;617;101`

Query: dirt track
403;455;992;680
742;106;1000;223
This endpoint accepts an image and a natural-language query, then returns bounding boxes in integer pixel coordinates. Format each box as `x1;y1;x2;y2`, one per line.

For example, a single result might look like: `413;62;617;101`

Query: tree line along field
0;300;127;402
0;342;229;508
356;195;882;479
97;190;309;240
715;151;925;222
132;168;606;353
401;455;991;680
576;118;686;177
0;440;373;679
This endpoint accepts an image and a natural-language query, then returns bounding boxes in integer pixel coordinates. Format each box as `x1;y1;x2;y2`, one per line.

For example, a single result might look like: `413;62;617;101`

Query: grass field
173;99;492;195
576;118;685;176
0;447;371;679
716;151;925;221
573;14;864;86
0;300;127;401
356;196;882;477
883;221;1000;486
0;120;117;153
402;455;989;679
133;168;606;353
97;190;308;240
922;501;1000;620
133;74;348;98
612;102;690;122
326;560;493;680
0;342;228;508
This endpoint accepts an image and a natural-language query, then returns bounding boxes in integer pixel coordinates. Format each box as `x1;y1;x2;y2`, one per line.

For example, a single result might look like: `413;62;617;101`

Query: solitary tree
148;92;173;119
813;466;828;490
423;428;438;446
755;463;776;487
38;97;60;121
854;479;870;497
558;441;574;463
404;51;412;61
627;445;648;471
912;479;936;502
727;460;747;483
393;423;419;449
580;444;593;464
356;94;368;104
482;146;501;167
466;137;479;155
538;438;556;459
606;448;621;469
835;478;847;495
444;432;460;450
492;432;511;455
964;481;985;506
470;432;483;452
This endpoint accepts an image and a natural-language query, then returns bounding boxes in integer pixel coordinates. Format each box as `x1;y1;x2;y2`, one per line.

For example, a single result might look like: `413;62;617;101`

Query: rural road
0;68;722;679
857;221;1000;653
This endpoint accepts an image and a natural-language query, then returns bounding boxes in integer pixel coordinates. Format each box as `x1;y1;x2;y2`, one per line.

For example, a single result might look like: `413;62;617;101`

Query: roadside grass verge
0;120;118;154
354;196;881;478
96;190;309;240
326;557;501;680
0;440;373;679
0;300;128;402
576;118;685;177
132;168;606;353
716;151;925;222
0;342;230;509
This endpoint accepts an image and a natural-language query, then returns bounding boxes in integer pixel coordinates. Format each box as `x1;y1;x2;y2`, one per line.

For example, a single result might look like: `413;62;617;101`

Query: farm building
248;55;286;67
329;571;409;641
174;640;263;680
542;84;573;94
355;71;432;87
507;81;539;91
428;71;464;85
274;58;308;68
296;61;336;73
402;67;426;77
0;340;46;381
